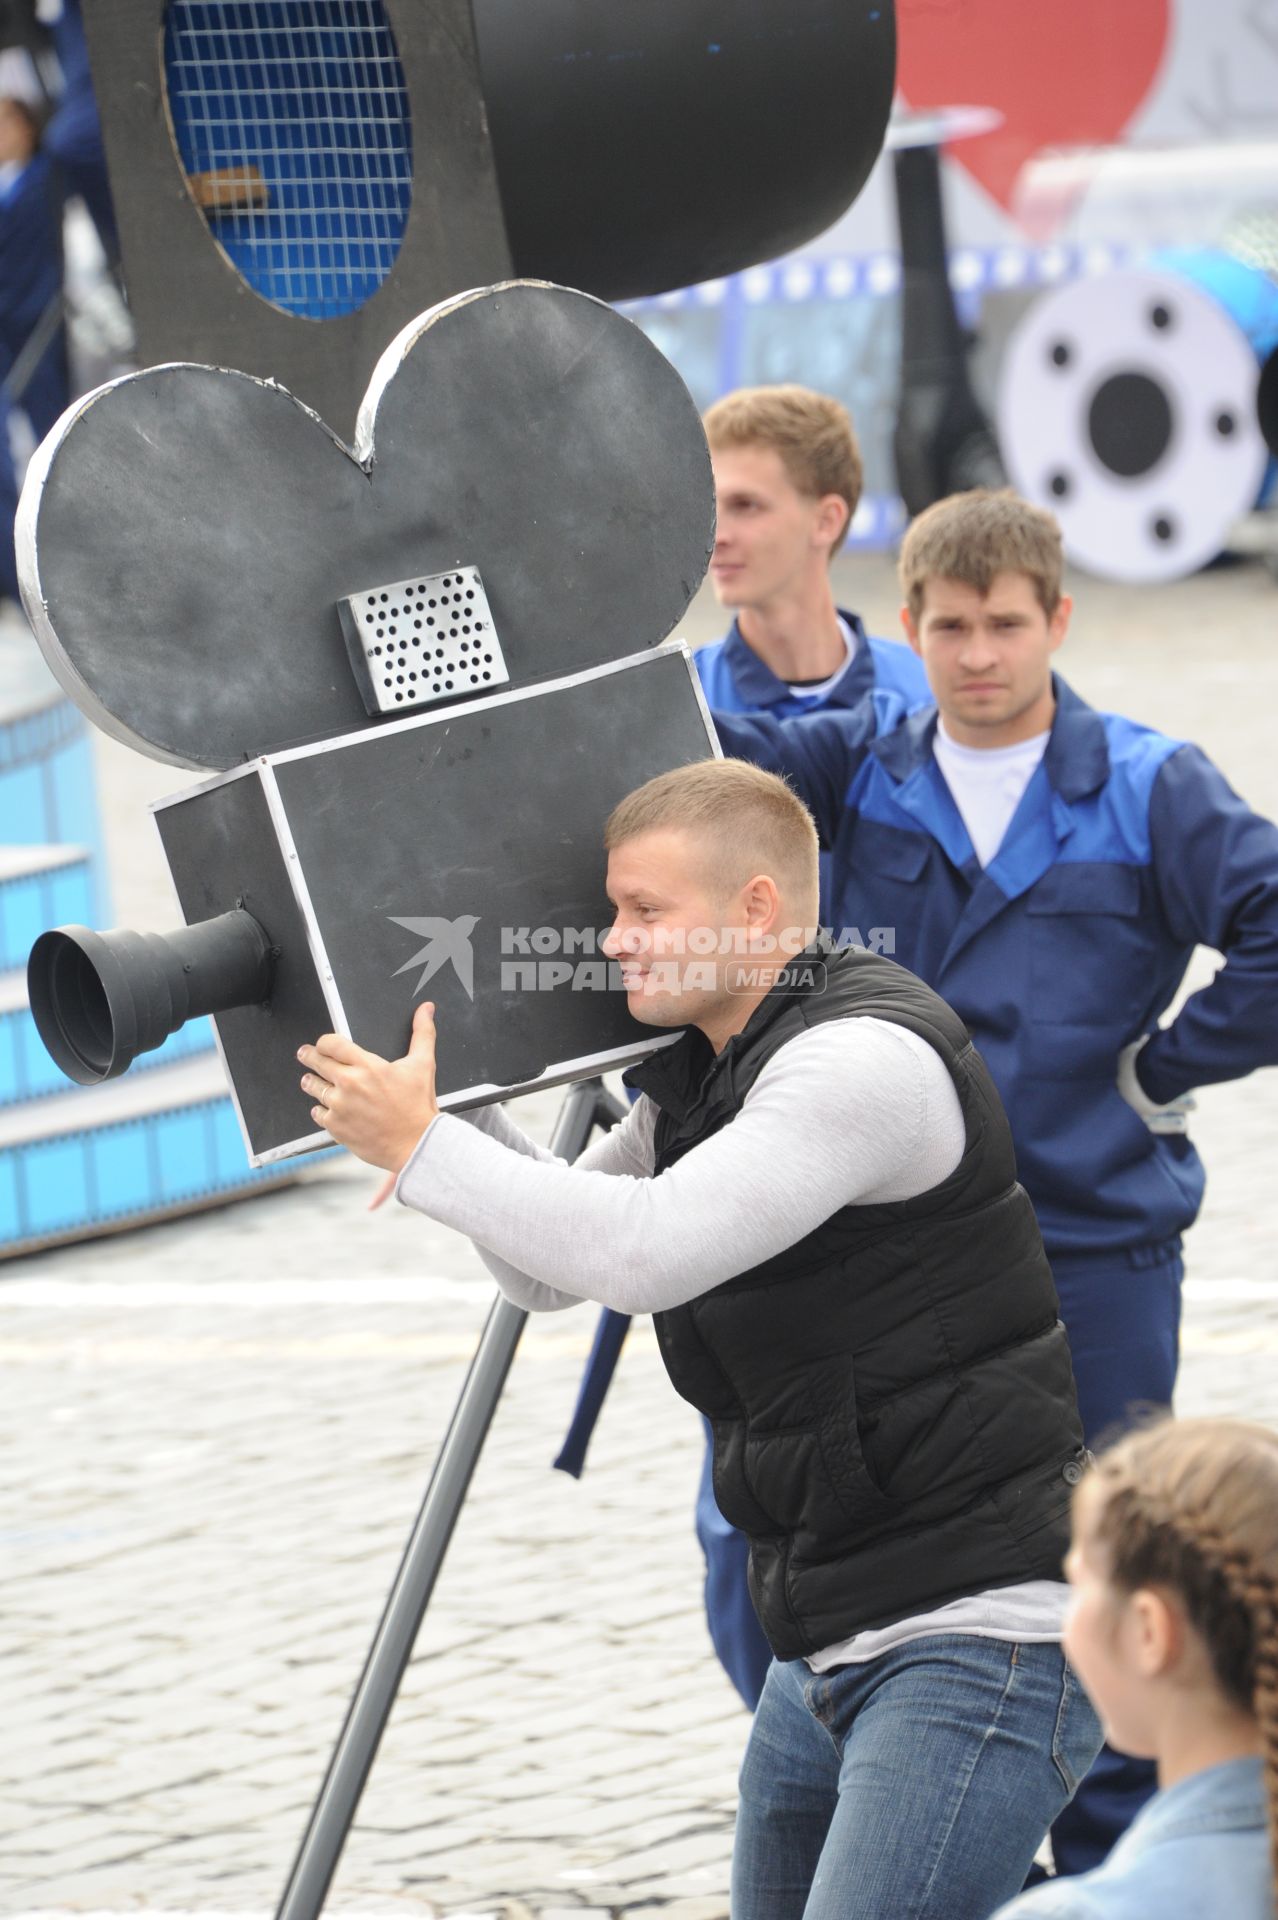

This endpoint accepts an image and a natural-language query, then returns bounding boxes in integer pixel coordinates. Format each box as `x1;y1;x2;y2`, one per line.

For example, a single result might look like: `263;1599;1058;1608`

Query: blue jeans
732;1637;1101;1920
1048;1240;1183;1878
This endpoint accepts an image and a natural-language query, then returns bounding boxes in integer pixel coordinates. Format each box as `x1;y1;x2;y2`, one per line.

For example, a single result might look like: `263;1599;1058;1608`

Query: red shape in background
896;0;1171;213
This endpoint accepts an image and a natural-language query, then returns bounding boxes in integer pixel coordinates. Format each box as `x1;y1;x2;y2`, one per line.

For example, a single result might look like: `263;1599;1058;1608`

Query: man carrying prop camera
560;384;932;1714
299;757;1100;1920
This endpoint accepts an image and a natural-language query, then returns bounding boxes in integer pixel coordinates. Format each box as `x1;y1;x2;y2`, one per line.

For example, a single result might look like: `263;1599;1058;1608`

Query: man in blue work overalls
713;486;1278;1877
558;385;930;1712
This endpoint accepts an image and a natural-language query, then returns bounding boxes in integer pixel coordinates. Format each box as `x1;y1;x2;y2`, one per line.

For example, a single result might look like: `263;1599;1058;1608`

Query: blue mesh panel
164;0;413;320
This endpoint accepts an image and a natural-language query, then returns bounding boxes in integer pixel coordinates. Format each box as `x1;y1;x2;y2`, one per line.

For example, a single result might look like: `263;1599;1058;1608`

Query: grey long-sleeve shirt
397;1018;966;1311
395;1015;1068;1662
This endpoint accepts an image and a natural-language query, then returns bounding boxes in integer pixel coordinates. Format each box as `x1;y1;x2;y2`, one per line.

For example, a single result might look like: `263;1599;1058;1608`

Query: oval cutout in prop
163;0;414;319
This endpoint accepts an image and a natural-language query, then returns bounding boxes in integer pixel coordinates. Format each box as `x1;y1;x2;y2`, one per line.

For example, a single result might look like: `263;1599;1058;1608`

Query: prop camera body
18;282;721;1164
889;110;1006;518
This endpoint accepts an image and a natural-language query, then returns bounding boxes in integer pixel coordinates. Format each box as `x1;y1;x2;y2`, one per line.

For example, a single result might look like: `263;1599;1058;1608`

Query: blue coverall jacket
694;613;930;916
714;675;1278;1258
694;609;930;719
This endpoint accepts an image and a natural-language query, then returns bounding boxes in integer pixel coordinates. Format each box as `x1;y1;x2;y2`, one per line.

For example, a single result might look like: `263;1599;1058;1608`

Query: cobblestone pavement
3;555;1278;1918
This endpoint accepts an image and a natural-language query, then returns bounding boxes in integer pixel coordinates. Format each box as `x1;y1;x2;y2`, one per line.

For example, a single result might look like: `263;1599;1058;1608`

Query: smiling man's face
600;825;801;1053
903;569;1071;748
601;827;733;1031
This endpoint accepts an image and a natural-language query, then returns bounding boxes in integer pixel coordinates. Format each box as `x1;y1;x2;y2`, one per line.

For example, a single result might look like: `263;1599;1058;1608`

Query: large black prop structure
22;283;714;770
19;282;720;1160
474;0;893;299
891;129;1005;517
20;283;721;1911
19;279;720;1915
81;0;895;442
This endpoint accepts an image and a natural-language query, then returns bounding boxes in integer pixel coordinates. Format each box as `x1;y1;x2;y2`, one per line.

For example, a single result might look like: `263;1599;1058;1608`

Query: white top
933;721;1051;868
783;613;858;701
396;1015;1069;1665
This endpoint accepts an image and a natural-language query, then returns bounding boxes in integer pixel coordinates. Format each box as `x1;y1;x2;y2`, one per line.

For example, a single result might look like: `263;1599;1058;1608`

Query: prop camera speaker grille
339;567;508;716
998;267;1268;585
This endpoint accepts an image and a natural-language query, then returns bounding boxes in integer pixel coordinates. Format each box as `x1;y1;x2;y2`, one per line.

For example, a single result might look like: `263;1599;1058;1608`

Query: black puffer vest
626;942;1086;1660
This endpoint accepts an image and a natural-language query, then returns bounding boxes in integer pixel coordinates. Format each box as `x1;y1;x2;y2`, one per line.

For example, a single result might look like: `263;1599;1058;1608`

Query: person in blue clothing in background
0;91;67;438
0;0;116;609
557;385;930;1715
714;486;1278;1881
693;383;928;729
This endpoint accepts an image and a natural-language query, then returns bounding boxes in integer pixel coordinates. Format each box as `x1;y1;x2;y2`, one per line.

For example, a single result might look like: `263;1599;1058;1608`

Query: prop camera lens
28;912;275;1086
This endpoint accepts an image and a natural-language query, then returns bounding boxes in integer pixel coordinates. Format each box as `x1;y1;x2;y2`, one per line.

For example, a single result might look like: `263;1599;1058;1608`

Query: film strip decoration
622;242;1138;550
624;240;1278;574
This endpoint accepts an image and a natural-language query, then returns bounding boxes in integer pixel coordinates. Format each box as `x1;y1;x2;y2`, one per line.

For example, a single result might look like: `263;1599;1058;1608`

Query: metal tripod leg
275;1075;627;1920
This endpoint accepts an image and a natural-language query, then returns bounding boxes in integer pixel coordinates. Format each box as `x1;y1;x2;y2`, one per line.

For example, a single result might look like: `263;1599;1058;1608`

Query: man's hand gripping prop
299;1002;439;1175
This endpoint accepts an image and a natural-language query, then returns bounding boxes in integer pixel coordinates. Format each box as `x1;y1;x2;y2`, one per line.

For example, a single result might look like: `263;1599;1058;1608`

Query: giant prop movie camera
18;281;723;1163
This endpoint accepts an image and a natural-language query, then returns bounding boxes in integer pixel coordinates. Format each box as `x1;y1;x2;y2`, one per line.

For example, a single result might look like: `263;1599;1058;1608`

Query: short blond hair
899;489;1064;621
605;758;819;918
704;385;863;555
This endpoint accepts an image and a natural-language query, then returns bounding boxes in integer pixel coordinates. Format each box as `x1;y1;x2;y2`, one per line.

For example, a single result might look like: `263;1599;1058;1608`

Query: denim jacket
993;1757;1273;1919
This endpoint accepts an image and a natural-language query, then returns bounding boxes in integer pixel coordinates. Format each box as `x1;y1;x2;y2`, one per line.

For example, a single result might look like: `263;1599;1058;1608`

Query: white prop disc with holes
999;269;1267;585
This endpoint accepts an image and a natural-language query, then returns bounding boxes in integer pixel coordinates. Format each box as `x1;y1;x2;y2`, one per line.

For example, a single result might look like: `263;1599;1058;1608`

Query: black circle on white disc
1087;371;1174;479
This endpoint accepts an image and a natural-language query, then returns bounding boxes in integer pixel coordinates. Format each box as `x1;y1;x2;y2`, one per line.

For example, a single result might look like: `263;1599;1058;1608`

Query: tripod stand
275;1074;628;1920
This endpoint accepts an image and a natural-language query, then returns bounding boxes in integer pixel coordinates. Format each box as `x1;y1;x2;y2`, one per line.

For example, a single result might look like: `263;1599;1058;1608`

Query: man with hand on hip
300;756;1098;1920
711;487;1278;1876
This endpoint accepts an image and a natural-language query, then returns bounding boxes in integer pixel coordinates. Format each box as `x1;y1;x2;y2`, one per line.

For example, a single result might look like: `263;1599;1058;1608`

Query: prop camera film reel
999;268;1269;585
17;281;714;769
